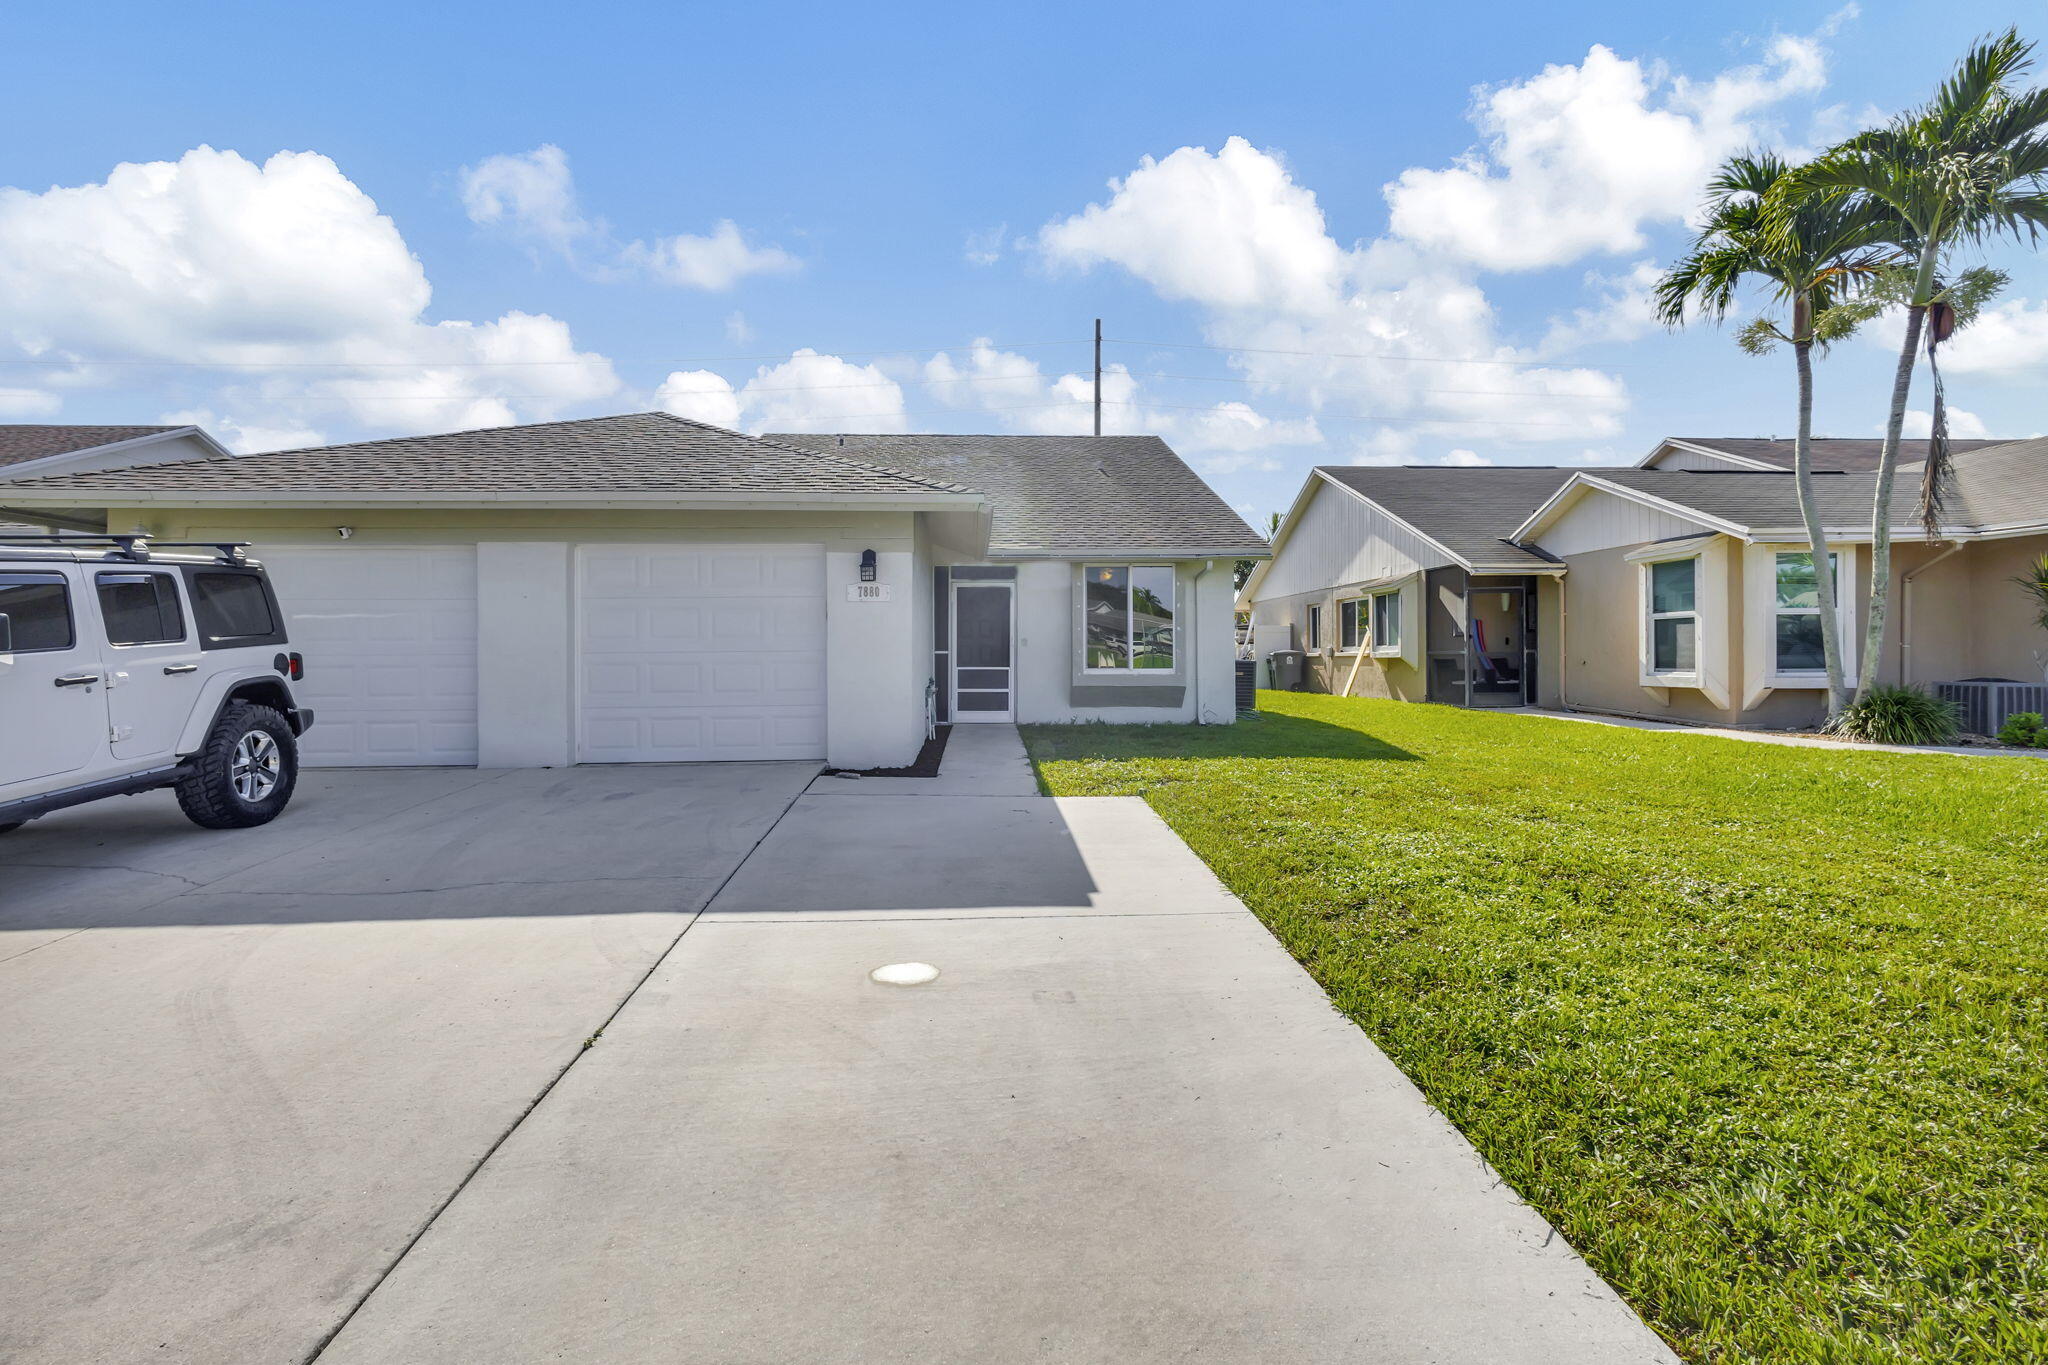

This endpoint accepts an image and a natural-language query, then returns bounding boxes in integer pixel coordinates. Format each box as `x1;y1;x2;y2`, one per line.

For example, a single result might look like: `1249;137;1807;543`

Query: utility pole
1093;318;1103;436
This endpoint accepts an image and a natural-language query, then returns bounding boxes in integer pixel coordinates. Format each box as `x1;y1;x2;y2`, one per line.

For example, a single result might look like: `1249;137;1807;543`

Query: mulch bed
820;725;951;779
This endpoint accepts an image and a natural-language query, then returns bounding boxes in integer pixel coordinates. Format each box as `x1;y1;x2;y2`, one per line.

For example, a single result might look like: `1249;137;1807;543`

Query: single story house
1241;436;2048;729
0;414;1264;770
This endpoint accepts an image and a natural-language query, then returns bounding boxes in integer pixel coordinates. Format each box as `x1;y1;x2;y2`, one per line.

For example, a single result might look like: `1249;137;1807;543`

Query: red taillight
288;652;305;681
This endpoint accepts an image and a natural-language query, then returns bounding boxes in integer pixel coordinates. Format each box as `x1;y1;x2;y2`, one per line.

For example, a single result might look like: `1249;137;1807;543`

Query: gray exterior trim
1068;684;1186;709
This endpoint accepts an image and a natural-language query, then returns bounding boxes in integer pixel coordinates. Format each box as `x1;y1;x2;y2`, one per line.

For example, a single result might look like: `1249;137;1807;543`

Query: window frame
1642;552;1702;682
1770;549;1839;678
1370;588;1403;658
1305;601;1323;652
1335;597;1367;653
95;570;188;647
0;571;77;654
1080;563;1177;673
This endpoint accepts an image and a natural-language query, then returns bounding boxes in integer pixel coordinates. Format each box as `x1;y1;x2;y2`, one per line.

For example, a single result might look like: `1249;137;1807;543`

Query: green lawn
1023;692;2048;1364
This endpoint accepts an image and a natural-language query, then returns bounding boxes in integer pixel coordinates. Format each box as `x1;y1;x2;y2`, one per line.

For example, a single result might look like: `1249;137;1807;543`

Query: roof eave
0;488;986;511
991;546;1271;561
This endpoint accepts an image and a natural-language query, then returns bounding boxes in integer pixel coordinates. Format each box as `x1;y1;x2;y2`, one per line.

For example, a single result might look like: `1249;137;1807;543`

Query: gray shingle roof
1663;436;2011;473
771;433;1268;555
1946;436;2048;528
1314;466;1596;570
0;413;970;498
0;425;181;470
1589;437;2048;533
1583;468;1882;528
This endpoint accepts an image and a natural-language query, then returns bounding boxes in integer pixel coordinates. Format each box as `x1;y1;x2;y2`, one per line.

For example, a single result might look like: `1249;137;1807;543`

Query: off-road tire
176;701;299;830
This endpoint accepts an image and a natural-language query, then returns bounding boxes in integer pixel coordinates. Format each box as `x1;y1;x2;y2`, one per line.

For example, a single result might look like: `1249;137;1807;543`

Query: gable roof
770;433;1267;556
0;425;184;470
1522;438;2048;542
1310;466;1592;572
1642;436;2012;473
0;413;977;503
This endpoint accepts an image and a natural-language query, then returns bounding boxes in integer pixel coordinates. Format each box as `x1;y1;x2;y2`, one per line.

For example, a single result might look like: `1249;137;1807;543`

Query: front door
951;582;1014;722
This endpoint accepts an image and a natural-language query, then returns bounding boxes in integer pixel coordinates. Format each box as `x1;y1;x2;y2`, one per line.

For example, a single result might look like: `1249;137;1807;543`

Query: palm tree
1788;28;2048;699
1656;152;1900;715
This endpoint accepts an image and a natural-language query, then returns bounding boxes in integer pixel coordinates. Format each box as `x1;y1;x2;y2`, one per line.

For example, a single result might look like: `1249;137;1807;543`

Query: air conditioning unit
1935;678;2048;735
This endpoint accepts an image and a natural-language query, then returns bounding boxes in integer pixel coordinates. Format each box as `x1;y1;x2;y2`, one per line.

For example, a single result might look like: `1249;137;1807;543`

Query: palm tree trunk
1859;242;1940;701
1790;318;1848;715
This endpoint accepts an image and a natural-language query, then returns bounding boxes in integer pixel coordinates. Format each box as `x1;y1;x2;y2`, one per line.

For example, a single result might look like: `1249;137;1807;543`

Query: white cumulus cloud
1935;298;2048;378
0;146;620;437
653;369;742;430
1384;36;1828;272
462;144;797;291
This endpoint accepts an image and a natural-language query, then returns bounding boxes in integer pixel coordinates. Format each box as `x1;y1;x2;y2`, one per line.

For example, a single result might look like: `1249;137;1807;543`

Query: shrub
1825;685;1963;746
1996;711;2048;748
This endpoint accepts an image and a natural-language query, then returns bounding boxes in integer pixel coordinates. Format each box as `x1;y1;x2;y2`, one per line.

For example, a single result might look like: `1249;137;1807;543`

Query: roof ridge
708;419;976;493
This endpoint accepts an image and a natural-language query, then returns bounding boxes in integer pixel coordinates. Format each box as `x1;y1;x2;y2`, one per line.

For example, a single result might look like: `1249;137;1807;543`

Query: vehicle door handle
163;663;199;675
54;673;101;688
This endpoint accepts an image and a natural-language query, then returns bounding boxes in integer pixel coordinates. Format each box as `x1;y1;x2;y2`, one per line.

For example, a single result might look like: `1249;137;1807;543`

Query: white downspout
1899;542;1965;686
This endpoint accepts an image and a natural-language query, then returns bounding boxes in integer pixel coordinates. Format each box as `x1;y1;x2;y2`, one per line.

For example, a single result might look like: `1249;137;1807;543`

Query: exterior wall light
860;548;877;582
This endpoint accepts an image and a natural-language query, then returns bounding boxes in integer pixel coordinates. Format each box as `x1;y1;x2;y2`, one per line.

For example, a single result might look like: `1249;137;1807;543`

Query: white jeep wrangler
0;536;314;832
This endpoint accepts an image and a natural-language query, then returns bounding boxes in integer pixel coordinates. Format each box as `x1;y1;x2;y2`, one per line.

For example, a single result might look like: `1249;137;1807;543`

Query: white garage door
259;546;480;766
578;544;825;762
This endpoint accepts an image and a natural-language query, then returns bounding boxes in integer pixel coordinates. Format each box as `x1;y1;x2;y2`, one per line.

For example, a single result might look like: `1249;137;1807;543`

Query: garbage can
1267;649;1303;691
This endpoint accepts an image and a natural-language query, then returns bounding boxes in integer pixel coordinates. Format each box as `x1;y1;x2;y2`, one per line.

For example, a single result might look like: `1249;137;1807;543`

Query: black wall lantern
859;549;878;582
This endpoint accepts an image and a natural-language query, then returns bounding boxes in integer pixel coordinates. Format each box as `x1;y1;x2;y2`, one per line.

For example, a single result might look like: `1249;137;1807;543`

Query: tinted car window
189;571;278;644
97;572;186;646
0;574;75;652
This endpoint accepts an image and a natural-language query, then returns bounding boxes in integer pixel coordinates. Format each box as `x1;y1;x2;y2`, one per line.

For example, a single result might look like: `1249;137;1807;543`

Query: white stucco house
0;414;1266;770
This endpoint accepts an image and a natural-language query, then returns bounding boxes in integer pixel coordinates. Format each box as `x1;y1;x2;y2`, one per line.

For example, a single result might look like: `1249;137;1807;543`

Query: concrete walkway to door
315;726;1676;1364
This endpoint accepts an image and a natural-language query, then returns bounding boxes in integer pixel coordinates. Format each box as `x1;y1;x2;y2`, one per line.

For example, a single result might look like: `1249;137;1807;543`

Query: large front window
1648;557;1697;673
1773;551;1838;673
1084;565;1175;670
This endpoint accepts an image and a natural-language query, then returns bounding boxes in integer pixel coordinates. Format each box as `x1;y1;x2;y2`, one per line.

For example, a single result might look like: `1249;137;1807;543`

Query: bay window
1084;565;1175;670
1647;557;1698;674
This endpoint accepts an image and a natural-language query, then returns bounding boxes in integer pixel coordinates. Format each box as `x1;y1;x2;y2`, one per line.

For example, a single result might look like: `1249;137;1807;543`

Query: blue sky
3;0;2042;525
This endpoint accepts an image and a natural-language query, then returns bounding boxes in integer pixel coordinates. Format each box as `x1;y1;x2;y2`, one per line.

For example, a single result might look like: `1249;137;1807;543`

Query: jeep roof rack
0;534;250;564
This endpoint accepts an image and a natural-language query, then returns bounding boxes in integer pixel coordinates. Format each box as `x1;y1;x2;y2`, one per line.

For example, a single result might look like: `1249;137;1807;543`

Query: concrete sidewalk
317;728;1676;1364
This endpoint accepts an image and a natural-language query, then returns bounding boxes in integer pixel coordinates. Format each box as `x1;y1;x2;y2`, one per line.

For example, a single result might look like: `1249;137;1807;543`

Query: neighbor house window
1305;602;1322;651
1773;551;1838;673
1338;599;1366;651
1647;557;1698;674
1084;565;1175;670
1371;589;1402;653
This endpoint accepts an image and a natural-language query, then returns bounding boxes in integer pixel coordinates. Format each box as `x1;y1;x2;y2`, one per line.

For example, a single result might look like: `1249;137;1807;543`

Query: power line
1110;335;1648;369
1101;400;1580;430
0;338;1094;370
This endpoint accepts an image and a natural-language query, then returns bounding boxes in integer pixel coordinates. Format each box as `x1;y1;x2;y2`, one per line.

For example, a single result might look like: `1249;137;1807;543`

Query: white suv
0;536;314;832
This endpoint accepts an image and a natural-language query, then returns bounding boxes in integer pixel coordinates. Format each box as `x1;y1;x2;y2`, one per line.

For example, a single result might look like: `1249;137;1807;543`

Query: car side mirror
0;613;12;652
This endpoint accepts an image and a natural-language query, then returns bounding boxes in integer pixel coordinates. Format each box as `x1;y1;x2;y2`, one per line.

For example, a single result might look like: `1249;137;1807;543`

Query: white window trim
1640;552;1704;687
1744;542;1858;698
1334;596;1368;654
1625;534;1731;707
1305;601;1323;652
1079;563;1179;674
1369;588;1404;659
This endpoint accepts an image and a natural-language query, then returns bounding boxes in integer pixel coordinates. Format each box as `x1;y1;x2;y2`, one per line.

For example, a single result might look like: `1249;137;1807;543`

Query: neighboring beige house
0;415;1263;771
1241;436;2048;730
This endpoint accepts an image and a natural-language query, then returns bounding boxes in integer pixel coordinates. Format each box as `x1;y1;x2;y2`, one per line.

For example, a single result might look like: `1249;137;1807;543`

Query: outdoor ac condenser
1936;678;2048;736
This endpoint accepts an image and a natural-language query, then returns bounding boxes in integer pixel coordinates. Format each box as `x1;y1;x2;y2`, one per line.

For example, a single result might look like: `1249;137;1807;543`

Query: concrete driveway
0;762;814;1364
3;729;1674;1364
